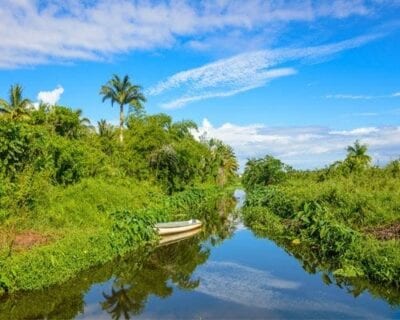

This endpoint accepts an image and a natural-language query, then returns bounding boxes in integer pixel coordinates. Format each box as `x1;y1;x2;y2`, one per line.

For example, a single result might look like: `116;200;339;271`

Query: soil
365;223;400;241
12;231;49;250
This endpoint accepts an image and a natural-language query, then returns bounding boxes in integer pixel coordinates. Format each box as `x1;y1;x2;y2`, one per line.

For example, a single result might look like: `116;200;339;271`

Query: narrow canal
1;190;399;319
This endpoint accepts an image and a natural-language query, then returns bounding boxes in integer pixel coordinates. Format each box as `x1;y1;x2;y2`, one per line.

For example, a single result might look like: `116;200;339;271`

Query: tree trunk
119;104;124;143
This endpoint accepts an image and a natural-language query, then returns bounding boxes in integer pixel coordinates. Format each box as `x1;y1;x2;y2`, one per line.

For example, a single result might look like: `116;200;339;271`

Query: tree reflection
101;237;209;319
250;226;400;307
101;199;238;320
102;286;136;320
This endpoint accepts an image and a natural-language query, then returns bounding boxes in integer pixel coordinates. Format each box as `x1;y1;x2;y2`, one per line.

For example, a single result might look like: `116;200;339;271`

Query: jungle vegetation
0;77;238;294
242;141;400;286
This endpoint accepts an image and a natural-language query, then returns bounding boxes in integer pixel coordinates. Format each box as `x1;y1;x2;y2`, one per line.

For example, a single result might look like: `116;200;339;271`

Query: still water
1;190;400;319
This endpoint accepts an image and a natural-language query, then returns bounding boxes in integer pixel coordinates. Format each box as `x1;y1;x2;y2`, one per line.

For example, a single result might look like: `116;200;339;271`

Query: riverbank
242;169;400;286
0;178;231;294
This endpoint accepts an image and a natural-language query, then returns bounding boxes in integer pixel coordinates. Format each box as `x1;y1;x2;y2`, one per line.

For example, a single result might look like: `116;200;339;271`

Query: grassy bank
242;147;400;286
0;179;229;294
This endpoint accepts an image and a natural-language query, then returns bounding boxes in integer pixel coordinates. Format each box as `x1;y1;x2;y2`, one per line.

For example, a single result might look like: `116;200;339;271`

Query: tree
170;120;197;139
149;145;179;194
344;140;371;172
48;106;92;138
0;84;32;120
242;155;290;190
205;139;238;186
100;75;146;143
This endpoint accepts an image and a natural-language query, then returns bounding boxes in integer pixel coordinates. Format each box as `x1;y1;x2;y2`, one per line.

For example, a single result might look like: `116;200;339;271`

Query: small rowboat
155;219;202;236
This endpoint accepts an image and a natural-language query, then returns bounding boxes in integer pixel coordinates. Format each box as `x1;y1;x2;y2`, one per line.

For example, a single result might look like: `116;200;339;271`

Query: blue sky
1;0;400;168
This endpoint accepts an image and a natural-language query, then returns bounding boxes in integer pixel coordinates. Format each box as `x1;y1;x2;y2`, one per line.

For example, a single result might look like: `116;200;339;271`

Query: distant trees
100;75;146;143
242;155;291;190
325;140;372;176
0;84;32;120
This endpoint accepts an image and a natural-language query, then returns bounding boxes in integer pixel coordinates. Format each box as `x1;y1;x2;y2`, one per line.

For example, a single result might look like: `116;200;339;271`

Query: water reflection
250;223;400;308
101;237;209;319
99;202;238;320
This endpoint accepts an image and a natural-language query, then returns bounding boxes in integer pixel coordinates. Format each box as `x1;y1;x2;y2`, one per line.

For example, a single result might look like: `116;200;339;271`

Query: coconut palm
100;75;146;143
0;84;32;120
345;140;371;169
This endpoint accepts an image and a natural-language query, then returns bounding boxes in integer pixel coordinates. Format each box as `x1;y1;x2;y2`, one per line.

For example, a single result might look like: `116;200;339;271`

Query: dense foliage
243;142;400;286
0;81;238;210
0;79;238;294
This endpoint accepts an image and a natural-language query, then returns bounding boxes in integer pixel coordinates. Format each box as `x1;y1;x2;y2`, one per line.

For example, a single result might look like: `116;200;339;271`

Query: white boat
155;219;202;236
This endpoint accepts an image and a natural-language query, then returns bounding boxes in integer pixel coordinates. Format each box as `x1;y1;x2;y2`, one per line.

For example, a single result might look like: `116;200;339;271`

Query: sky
0;0;400;169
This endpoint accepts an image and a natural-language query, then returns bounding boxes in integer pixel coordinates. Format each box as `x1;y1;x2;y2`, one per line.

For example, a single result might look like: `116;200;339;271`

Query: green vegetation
0;78;238;294
0;193;236;320
242;141;400;286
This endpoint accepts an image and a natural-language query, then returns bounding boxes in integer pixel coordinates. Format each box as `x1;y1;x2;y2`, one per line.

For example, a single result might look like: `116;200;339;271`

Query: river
1;190;399;319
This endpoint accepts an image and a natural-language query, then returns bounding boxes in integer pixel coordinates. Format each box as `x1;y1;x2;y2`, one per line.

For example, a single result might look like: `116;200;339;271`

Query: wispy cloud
326;94;374;99
326;92;400;99
156;67;297;109
160;84;265;110
150;34;381;108
193;119;400;169
0;0;393;68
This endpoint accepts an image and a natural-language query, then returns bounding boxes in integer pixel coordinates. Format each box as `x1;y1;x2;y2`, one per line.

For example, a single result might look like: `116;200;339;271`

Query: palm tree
346;140;371;168
98;119;114;138
207;139;238;186
75;109;93;130
0;84;32;120
100;75;146;143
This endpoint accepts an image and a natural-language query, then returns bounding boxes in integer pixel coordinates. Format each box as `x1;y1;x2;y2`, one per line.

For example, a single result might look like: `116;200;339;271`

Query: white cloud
37;86;64;106
0;0;390;68
193;119;400;169
392;92;400;97
329;127;379;135
149;34;380;108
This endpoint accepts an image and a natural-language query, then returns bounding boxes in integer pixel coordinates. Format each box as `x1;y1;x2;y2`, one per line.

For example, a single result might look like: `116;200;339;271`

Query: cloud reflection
196;261;382;319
